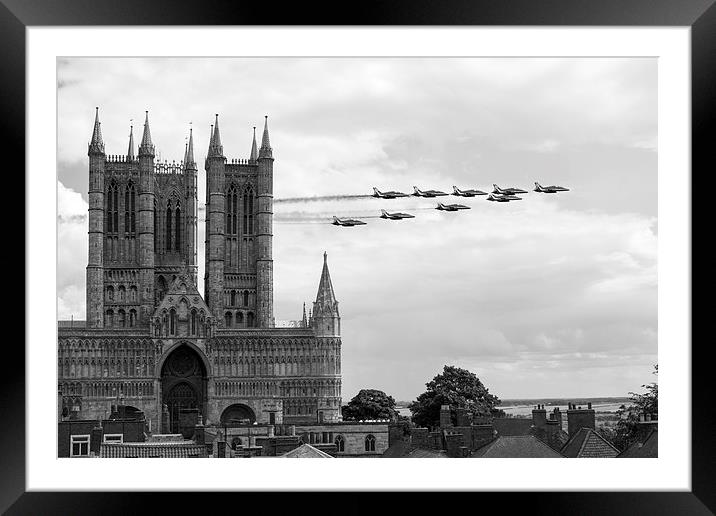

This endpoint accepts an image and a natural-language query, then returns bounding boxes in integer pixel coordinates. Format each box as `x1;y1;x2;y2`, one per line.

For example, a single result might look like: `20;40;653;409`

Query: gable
151;269;214;337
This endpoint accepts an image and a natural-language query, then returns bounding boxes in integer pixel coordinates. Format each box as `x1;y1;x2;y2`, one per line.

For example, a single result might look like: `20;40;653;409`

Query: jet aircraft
452;185;488;197
492;183;528;195
372;187;409;199
533;182;570;193
412;186;449;197
435;202;471;211
332;216;367;227
486;193;522;202
380;209;415;220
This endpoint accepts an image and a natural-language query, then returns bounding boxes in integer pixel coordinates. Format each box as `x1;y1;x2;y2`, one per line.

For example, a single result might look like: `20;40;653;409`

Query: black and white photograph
56;55;659;460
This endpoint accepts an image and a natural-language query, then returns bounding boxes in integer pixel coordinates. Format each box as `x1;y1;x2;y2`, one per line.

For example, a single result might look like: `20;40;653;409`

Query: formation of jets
333;182;569;226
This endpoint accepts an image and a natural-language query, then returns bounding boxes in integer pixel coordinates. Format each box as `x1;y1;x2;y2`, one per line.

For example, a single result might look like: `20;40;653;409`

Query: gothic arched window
129;285;137;302
335;435;345;452
247;312;254;328
118;285;126;302
365;434;376;452
236;311;243;325
225;312;233;328
129;309;137;327
107;182;119;234
175;202;181;252
169;308;176;335
166;201;173;252
118;309;126;328
106;286;114;301
242;187;254;235
153;200;158;252
125;184;136;235
227;185;238;235
190;309;197;335
105;309;114;327
243;290;249;306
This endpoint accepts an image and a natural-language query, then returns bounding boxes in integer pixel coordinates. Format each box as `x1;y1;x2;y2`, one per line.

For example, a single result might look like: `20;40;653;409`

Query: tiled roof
473;436;564;458
618;429;658;458
281;444;334;458
100;442;208;458
382;441;448;458
492;418;533;436
561;428;619;458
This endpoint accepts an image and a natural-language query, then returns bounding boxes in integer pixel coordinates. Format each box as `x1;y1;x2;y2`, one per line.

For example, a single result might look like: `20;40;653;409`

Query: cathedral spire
186;125;195;166
88;107;105;155
302;302;308;327
126;123;135;160
250;126;258;161
315;251;337;308
208;114;223;158
259;115;272;158
139;110;155;156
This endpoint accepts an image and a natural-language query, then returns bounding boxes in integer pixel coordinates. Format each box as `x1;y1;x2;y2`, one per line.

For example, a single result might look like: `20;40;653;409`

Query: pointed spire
126;123;135;160
139;110;155;156
88;107;105;155
259;115;272;158
250;126;258;161
186;125;195;166
315;251;337;309
302;302;308;327
208;114;223;158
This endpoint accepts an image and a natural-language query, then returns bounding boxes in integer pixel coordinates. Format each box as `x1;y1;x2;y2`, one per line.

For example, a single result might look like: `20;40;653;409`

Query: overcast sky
57;57;657;402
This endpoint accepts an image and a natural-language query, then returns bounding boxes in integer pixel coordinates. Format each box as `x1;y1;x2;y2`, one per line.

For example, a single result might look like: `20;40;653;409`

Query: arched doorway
220;404;256;425
161;344;207;435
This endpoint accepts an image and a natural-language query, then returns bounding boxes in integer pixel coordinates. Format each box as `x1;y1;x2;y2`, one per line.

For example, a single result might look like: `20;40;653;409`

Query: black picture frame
5;1;708;513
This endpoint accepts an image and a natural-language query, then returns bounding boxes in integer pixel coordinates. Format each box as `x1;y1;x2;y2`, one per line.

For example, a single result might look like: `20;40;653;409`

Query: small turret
208;114;224;158
88;107;105;155
259;115;272;159
138;111;155;157
311;252;340;337
250;126;258;161
126;123;135;160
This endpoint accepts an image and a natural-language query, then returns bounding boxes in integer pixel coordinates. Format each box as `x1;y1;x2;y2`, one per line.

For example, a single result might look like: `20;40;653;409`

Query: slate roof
472;436;564;458
281;444;334;458
561;428;619;458
618;429;658;458
492;418;533;436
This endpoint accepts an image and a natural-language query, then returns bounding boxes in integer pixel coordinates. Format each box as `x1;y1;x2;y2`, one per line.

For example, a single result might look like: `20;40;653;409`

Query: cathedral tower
311;252;340;337
255;116;274;328
86;108;105;328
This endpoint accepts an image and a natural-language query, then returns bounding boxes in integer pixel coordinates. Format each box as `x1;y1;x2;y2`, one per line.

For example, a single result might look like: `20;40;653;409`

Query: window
335;435;345;452
169;308;176;335
191;309;197;335
70;435;90;457
166;201;173;251
129;309;137;328
103;434;123;443
243;290;249;306
106;286;114;301
365;434;376;452
118;309;126;328
175;203;181;252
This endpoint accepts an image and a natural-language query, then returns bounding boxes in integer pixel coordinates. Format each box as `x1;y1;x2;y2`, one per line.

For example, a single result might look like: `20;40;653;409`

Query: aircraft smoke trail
274;194;372;204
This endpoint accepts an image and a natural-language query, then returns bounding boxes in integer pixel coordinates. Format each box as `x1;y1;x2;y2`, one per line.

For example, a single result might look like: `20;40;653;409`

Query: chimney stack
566;402;596;437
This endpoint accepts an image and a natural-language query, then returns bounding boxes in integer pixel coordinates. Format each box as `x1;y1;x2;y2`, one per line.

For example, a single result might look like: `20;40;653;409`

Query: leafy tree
408;365;500;428
610;364;658;451
342;389;399;421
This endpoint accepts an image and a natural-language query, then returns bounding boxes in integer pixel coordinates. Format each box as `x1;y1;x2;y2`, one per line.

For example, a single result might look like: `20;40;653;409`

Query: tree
610;364;658;451
408;365;500;428
342;389;399;421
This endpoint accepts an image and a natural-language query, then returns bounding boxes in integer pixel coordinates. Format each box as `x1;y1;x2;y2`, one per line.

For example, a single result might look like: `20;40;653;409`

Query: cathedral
58;109;344;434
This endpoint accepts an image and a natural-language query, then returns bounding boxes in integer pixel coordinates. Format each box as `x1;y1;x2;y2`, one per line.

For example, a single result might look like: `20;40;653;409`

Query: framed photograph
7;0;709;513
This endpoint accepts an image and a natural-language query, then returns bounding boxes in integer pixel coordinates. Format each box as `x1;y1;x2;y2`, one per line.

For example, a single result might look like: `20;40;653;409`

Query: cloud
57;181;89;319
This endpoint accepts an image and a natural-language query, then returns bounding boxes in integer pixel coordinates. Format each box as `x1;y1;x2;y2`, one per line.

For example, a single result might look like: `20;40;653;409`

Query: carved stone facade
59;110;343;432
